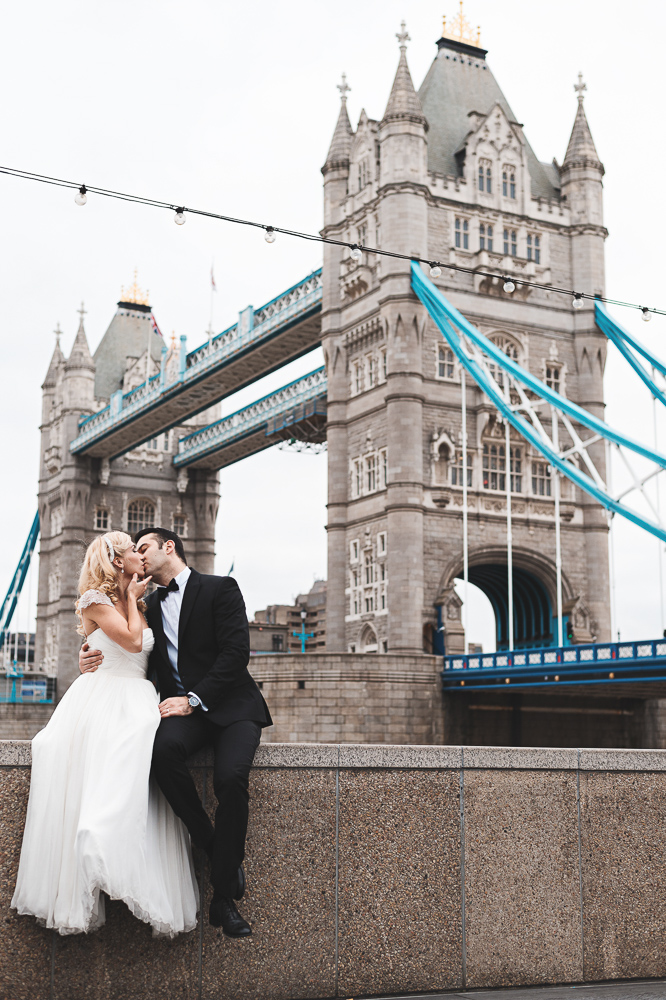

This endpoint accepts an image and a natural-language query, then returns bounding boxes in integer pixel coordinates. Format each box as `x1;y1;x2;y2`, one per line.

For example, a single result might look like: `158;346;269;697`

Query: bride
11;531;198;937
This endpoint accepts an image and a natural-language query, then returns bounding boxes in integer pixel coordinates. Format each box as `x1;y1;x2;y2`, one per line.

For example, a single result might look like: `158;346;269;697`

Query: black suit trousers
151;713;261;897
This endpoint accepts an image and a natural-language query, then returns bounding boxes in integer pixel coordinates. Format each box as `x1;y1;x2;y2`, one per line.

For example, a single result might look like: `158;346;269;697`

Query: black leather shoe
234;865;246;901
209;892;251;937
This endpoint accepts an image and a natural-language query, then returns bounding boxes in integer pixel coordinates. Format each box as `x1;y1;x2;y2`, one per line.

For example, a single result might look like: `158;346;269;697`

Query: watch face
188;696;197;706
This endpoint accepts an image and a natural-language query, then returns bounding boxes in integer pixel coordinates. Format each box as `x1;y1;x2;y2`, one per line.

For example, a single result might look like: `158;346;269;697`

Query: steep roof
42;330;65;389
93;302;163;401
382;44;427;126
563;97;602;169
65;315;95;373
418;38;559;199
325;99;354;165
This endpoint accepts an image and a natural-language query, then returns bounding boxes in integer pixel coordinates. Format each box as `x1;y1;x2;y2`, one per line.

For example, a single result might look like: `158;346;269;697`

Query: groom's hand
79;642;103;674
158;696;193;718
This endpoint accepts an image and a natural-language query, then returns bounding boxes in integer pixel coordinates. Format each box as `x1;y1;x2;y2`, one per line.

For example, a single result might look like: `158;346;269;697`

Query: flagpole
209;260;216;344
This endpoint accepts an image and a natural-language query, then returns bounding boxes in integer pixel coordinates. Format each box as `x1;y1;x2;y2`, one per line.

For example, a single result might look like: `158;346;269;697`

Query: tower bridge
6;14;666;749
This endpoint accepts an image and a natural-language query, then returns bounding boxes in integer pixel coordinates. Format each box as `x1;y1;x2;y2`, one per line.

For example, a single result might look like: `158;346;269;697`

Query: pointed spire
382;22;427;127
65;301;95;373
324;74;354;167
42;323;65;388
562;73;602;170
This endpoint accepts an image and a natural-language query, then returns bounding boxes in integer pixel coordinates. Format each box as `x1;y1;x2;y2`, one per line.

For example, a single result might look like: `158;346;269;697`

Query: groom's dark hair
134;527;187;565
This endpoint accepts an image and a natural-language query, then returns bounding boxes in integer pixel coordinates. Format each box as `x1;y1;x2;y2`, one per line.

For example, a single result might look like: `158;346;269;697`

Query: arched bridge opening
467;565;554;651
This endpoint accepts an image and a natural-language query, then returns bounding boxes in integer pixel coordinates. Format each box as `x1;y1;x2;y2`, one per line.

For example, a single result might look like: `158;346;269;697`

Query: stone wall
251;653;444;744
4;741;666;999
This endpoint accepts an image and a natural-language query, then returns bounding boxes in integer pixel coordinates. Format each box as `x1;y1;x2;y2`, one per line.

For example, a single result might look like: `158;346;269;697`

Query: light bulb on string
264;227;276;243
174;208;186;225
572;294;584;310
74;185;87;206
642;307;652;323
503;278;516;294
349;244;362;262
429;263;442;278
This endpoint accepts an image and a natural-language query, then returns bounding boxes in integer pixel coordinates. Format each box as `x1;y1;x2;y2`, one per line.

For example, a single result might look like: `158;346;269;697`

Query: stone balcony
2;741;666;999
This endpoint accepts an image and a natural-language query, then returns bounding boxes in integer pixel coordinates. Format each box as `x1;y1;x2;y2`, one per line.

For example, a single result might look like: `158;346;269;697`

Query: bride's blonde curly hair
75;531;146;636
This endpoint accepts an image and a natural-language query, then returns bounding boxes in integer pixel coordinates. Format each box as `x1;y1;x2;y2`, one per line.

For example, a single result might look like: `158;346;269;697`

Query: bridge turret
62;304;96;415
561;76;610;640
322;74;354;228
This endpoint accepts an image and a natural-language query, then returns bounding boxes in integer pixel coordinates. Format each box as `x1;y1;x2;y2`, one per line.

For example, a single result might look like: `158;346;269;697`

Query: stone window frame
502;163;517;200
543;360;566;397
94;506;110;531
377;531;387;556
483;332;522;389
172;513;188;537
481;440;523;493
126;496;156;535
531;461;552;497
350;539;360;564
478;158;492;194
526;232;541;265
454;215;470;251
435;344;457;381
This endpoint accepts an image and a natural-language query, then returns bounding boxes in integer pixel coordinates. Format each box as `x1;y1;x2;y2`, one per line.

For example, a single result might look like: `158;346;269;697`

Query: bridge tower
34;280;220;694
322;19;610;656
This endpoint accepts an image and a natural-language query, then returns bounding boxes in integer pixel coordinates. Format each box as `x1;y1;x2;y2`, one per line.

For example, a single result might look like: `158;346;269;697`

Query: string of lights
0;162;662;320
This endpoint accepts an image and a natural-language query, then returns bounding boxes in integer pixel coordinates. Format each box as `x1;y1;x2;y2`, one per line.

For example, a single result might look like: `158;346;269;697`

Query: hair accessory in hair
103;535;115;562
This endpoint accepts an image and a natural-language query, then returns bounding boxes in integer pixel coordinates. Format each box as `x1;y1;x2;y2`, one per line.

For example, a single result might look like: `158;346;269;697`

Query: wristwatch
188;694;201;709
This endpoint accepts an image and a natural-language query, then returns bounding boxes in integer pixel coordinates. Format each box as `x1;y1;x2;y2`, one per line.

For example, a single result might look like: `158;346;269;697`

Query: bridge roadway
70;268;322;459
174;366;327;470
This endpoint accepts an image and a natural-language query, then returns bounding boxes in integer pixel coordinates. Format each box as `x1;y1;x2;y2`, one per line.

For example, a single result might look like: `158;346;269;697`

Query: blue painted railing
443;639;666;691
0;675;55;704
71;268;323;452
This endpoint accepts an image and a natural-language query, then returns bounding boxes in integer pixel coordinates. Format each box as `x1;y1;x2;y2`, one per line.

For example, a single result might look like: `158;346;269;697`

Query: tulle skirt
11;669;199;936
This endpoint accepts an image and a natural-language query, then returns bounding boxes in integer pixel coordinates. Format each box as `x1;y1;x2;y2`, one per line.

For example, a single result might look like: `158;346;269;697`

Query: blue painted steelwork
595;301;666;404
411;262;666;543
71;269;323;453
0;674;55;704
0;512;39;648
174;367;327;467
442;638;666;691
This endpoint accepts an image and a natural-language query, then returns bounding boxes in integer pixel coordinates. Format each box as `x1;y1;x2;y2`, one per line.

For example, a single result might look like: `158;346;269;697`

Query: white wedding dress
11;590;199;937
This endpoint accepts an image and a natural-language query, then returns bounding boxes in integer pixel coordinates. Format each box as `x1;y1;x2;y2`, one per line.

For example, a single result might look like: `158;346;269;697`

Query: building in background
253;580;327;653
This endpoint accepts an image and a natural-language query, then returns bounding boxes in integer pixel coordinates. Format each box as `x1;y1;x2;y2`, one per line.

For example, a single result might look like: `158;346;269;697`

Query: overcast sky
2;0;665;650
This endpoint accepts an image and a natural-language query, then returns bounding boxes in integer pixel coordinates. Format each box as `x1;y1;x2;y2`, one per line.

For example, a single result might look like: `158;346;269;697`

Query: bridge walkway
70;269;322;459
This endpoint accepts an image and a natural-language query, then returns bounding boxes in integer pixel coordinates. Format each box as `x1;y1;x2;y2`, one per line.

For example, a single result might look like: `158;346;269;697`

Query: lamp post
292;608;314;654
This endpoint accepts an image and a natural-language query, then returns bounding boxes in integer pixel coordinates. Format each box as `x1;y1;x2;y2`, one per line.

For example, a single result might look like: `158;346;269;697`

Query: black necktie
158;579;179;602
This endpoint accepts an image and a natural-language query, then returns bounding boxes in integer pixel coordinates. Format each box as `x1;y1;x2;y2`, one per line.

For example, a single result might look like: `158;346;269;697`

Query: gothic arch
126;497;156;534
359;624;378;653
436;546;575;651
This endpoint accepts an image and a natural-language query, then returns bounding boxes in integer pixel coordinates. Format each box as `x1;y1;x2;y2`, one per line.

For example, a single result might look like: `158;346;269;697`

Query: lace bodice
78;589;114;610
78;589;154;678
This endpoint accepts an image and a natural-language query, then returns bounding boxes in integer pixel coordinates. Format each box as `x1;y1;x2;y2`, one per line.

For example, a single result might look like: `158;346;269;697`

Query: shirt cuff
188;691;208;712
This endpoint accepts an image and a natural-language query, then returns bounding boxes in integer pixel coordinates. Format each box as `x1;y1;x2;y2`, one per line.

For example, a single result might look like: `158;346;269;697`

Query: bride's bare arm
83;575;151;653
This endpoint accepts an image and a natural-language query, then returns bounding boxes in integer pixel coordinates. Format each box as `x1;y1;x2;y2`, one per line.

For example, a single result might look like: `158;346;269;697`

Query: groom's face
137;535;170;577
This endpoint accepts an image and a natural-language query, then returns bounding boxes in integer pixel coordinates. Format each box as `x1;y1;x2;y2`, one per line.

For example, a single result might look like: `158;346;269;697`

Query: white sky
2;0;665;649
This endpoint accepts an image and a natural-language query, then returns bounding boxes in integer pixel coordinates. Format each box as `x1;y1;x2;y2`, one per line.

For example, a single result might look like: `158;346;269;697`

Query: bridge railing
444;639;666;673
72;269;323;450
174;366;327;466
0;675;55;704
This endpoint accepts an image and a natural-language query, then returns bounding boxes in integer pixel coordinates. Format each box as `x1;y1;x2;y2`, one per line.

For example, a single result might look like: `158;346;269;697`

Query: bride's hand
128;573;152;600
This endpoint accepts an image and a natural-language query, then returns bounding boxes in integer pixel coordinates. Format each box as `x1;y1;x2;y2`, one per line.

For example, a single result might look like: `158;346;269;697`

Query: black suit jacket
145;569;272;729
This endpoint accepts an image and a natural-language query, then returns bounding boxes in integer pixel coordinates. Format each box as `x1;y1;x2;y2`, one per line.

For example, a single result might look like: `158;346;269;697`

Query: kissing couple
12;527;272;938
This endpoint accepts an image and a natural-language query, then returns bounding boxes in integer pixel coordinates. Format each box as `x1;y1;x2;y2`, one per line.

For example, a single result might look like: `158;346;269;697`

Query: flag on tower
211;265;217;292
151;313;163;338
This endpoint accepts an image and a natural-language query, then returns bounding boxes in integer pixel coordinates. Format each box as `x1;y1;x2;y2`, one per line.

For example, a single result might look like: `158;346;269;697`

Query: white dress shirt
158;566;207;711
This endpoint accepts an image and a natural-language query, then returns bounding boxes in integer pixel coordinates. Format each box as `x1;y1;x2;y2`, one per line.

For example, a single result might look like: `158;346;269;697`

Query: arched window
510;172;516;199
503;229;517;256
478;159;492;193
479;224;494;252
360;625;378;653
485;335;520;389
478;164;484;192
532;462;551;497
455;217;469;250
502;166;517;200
127;499;155;534
437;345;456;379
486;165;492;193
527;234;541;264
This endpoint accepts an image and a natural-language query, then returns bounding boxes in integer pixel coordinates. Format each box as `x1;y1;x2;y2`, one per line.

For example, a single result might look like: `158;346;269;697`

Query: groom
79;527;272;937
